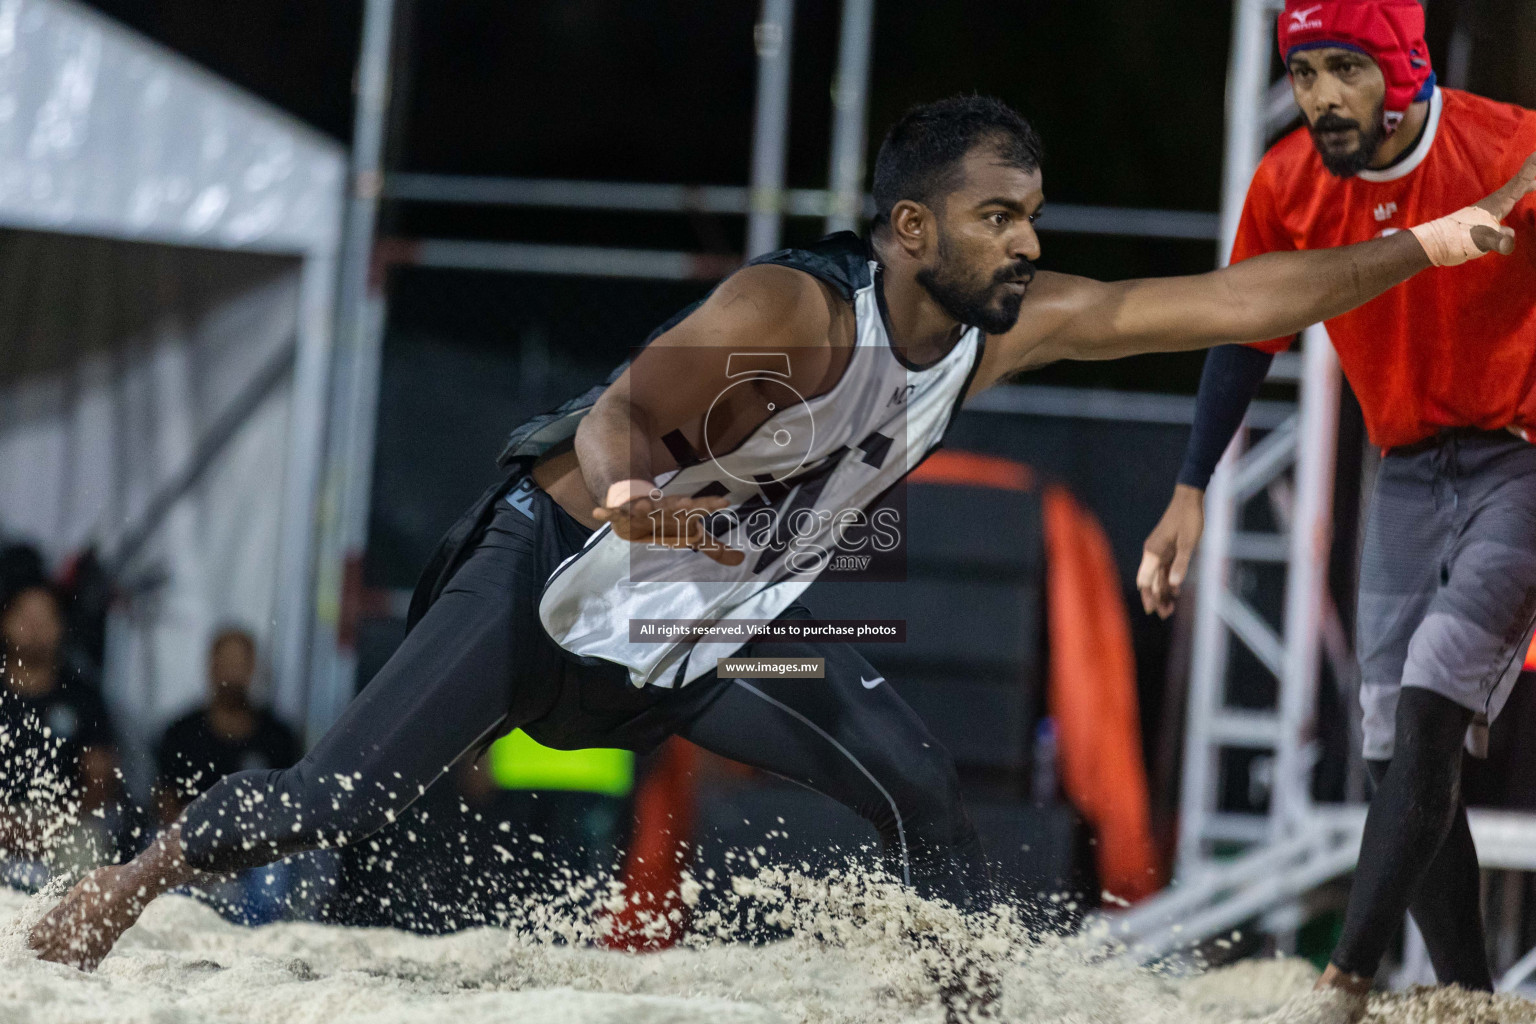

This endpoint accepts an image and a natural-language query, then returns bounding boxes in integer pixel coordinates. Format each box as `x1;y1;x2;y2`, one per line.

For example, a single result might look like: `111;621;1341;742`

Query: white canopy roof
0;0;343;256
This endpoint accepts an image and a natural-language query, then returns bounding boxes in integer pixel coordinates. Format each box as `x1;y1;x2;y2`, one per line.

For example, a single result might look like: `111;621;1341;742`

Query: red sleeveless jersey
1235;88;1536;449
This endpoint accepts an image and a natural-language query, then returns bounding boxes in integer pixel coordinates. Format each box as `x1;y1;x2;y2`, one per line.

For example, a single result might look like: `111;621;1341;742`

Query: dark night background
77;0;1529;389
83;1;1231;304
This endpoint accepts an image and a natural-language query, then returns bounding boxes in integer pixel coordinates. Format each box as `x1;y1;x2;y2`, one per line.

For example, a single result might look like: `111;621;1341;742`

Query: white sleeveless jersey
537;259;985;688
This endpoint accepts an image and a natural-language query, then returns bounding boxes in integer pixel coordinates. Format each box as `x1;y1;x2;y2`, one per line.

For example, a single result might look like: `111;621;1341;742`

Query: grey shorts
1357;430;1536;760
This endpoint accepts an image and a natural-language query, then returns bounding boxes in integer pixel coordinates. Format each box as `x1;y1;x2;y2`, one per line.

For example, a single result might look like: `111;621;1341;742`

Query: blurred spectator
0;579;138;886
155;626;298;821
155;626;301;924
3;540;110;680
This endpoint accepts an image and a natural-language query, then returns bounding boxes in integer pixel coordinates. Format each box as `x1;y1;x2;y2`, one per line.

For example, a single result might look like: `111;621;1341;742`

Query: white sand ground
2;874;1532;1024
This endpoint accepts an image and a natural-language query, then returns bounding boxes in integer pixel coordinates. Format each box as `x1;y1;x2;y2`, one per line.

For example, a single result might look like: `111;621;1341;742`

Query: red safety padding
601;738;697;951
916;449;1163;901
909;449;1035;492
1041;483;1164;903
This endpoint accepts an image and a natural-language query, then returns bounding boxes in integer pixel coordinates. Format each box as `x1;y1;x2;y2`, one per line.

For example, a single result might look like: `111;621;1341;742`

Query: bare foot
28;863;150;971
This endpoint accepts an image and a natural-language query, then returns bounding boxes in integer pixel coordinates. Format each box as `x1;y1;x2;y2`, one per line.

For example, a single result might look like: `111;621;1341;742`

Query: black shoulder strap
743;230;873;301
495;232;872;467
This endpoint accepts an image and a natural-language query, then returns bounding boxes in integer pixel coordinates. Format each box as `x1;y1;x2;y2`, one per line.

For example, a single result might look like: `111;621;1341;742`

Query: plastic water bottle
1031;717;1059;805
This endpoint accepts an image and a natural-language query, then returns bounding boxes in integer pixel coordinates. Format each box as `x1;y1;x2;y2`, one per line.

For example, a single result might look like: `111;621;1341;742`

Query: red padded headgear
1278;0;1436;131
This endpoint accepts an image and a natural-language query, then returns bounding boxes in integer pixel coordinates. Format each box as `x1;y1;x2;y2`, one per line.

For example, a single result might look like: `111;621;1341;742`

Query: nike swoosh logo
860;675;885;689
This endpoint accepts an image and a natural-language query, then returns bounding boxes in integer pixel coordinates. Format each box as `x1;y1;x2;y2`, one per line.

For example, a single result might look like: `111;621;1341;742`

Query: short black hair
871;95;1043;226
0;542;50;621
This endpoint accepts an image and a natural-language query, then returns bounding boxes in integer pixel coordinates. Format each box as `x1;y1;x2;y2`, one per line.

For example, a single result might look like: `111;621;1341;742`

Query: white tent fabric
0;232;300;742
0;0;343;744
0;0;340;254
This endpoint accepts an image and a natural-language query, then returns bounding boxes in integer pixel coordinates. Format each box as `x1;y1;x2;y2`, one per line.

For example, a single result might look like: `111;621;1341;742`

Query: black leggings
179;488;989;910
1331;686;1490;988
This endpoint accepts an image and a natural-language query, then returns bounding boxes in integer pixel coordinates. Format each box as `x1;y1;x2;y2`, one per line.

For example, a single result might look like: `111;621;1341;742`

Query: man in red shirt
1139;0;1536;1017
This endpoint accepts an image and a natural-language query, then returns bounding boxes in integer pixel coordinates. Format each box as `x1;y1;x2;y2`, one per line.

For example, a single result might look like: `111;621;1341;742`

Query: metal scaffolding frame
307;0;397;741
748;0;797;256
1112;0;1536;989
1172;0;1339;875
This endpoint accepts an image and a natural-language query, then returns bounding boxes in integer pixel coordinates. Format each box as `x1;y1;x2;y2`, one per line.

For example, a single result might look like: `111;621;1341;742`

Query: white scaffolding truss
1175;0;1340;876
1113;0;1536;989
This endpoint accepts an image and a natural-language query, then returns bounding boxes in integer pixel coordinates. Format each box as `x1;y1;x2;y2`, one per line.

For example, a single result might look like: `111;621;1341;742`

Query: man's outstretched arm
1027;229;1434;363
996;151;1535;371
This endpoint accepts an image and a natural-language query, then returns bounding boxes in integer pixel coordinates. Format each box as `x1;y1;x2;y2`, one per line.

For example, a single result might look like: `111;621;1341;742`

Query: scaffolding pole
826;0;874;234
1271;324;1339;837
747;0;795;257
308;0;397;741
1218;0;1276;261
380;173;1221;240
1178;0;1296;885
271;247;340;728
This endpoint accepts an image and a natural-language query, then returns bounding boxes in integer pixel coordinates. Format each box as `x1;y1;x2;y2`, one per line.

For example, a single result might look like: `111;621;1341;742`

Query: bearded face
1288;48;1394;178
915;221;1034;335
1309;98;1391;177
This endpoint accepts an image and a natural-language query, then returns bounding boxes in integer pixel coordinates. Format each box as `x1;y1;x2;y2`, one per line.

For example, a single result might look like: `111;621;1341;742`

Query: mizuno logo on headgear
1290;4;1324;30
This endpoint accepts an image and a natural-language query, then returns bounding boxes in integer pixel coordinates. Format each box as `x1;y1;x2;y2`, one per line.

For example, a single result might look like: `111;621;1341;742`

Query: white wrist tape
1409;206;1503;267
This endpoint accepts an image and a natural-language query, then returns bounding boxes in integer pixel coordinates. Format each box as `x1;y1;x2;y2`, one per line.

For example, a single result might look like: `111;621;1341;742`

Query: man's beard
1310;101;1389;177
915;231;1034;335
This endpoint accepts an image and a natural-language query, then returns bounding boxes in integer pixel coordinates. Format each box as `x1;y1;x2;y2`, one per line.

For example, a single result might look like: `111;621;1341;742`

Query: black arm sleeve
1176;344;1276;490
